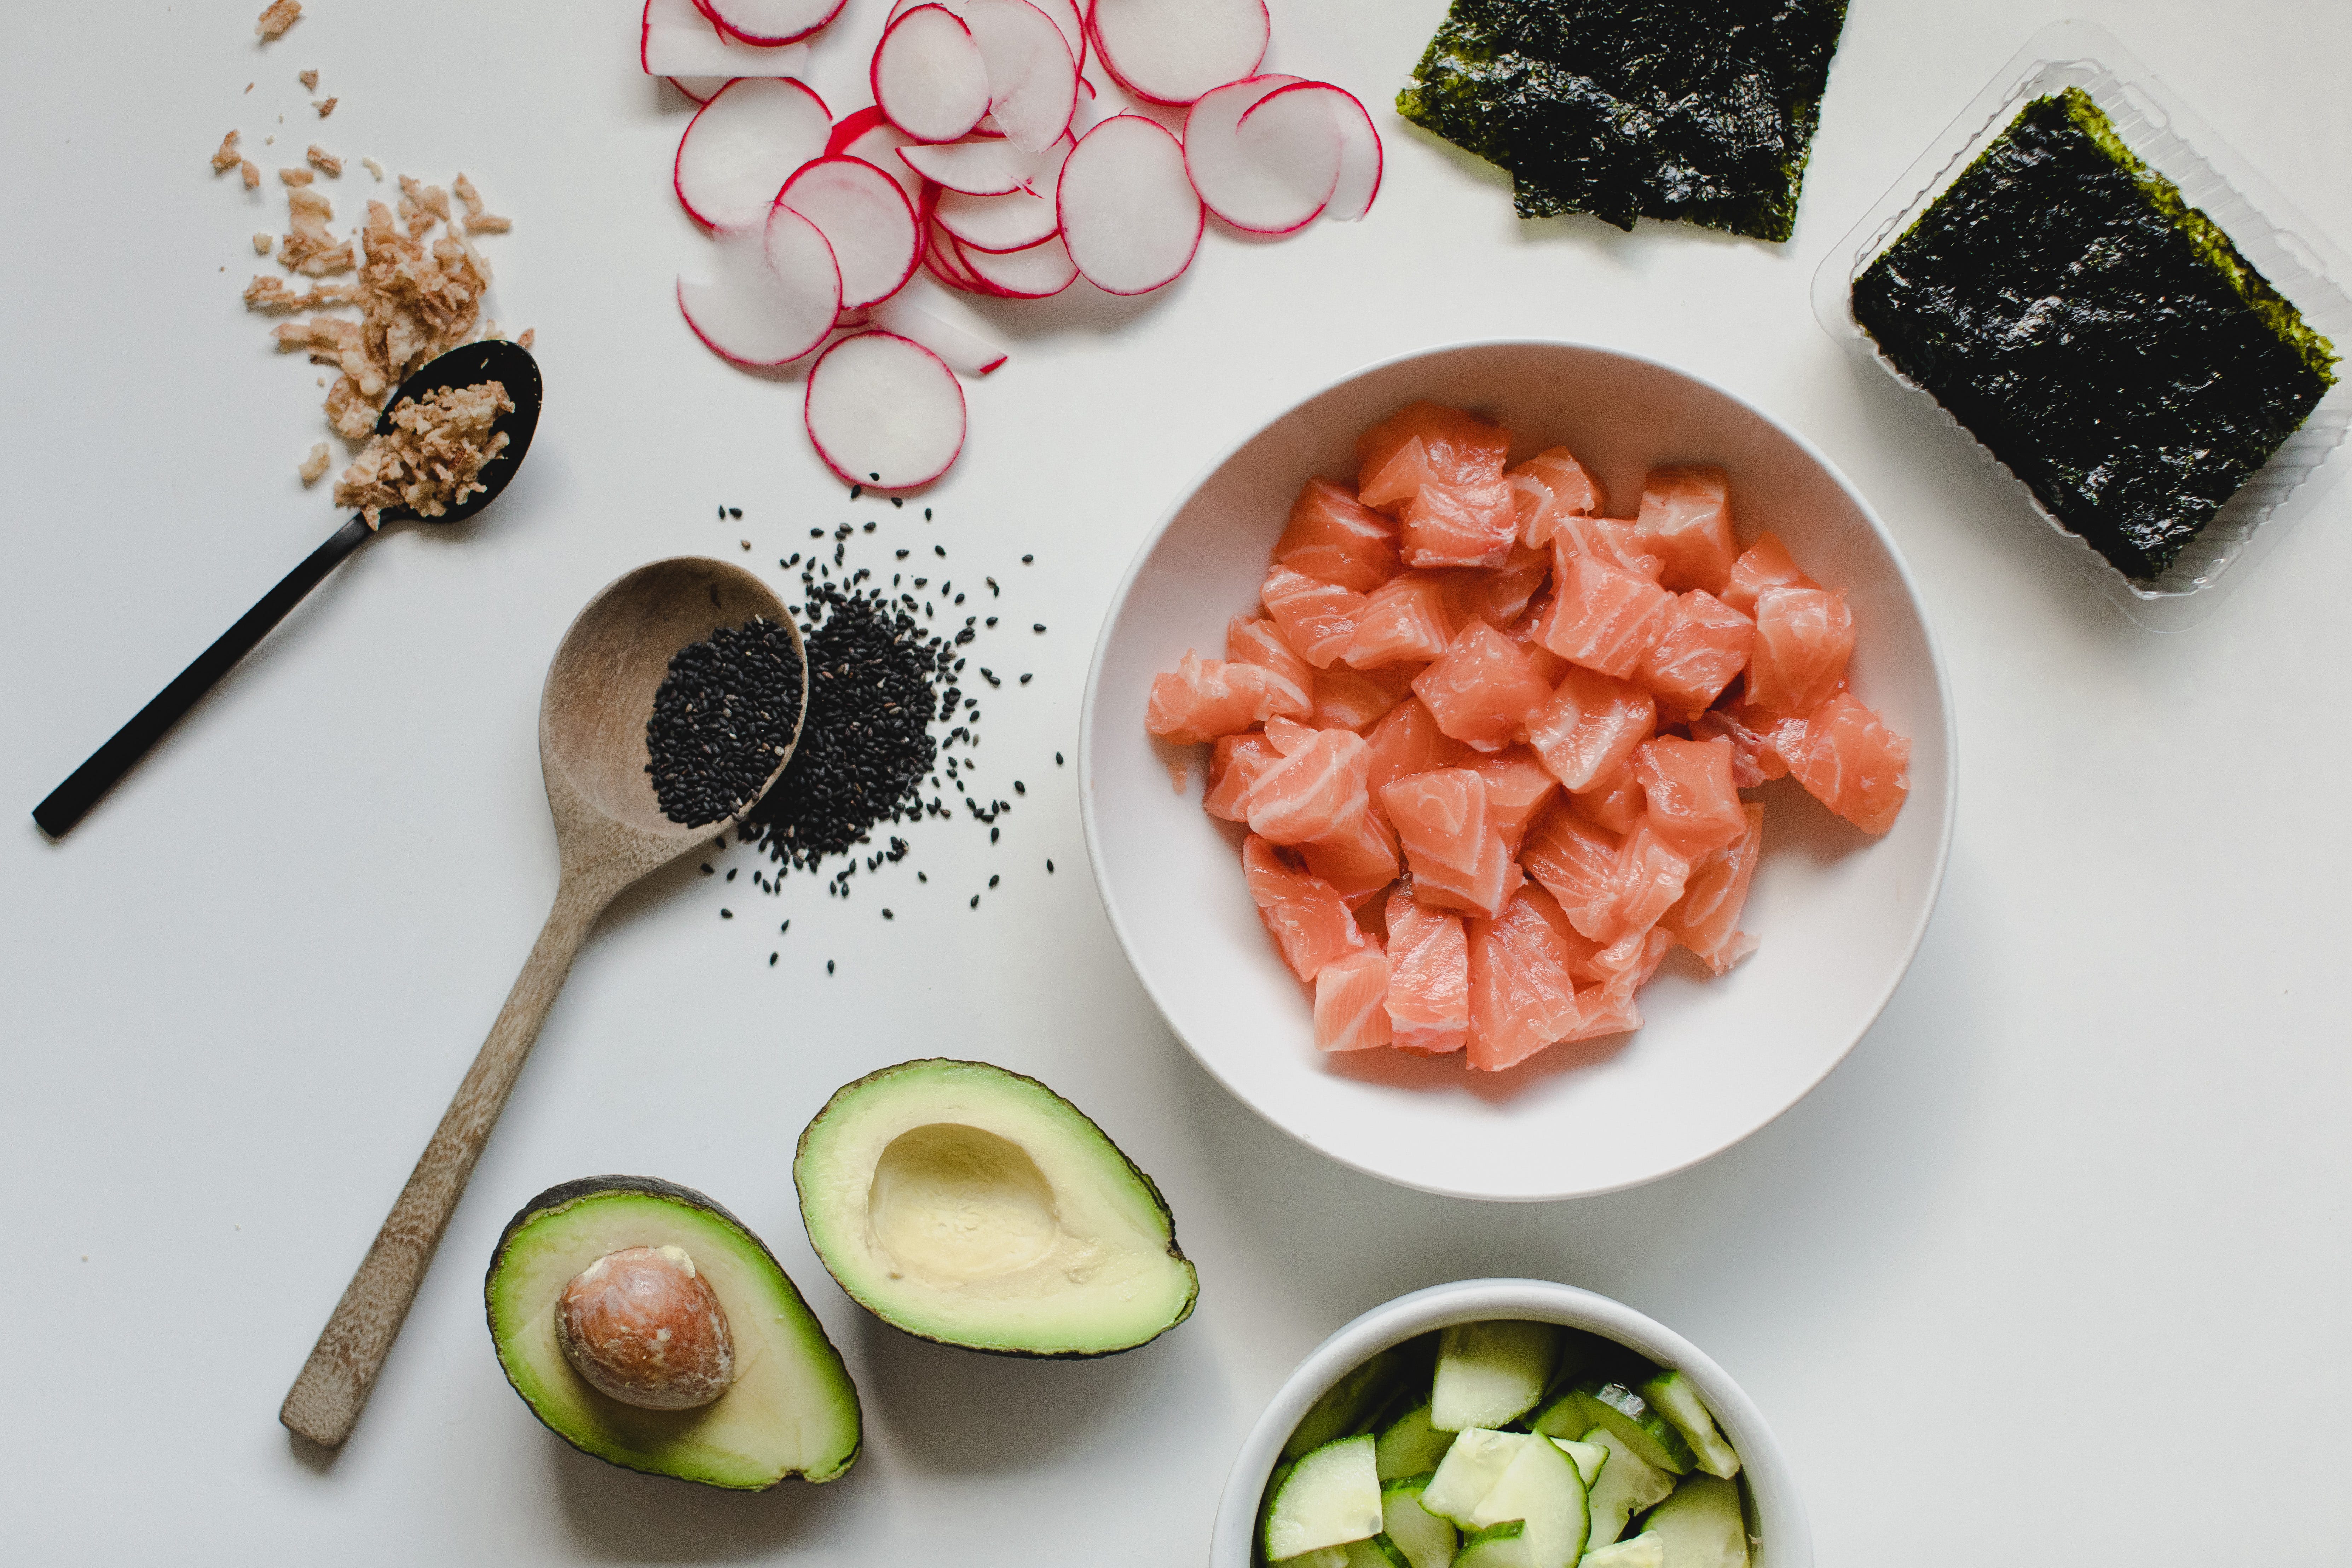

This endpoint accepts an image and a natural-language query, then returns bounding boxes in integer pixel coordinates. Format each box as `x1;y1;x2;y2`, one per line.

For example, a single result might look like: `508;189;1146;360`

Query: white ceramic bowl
1080;340;1954;1201
1209;1278;1809;1568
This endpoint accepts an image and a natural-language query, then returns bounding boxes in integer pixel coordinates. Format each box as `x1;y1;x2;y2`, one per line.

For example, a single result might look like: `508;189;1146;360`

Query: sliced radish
934;160;1064;253
923;222;991;292
674;77;833;229
899;135;1065;197
677;209;842;366
955;231;1077;297
828;105;930;212
805;332;967;489
867;294;1008;374
872;6;991;144
779;156;922;309
1183;74;1336;235
667;75;730;104
1057;114;1203;294
1244;81;1383;224
891;0;1084;72
963;0;1077;154
643;0;812;77
1086;0;1269;106
697;0;845;46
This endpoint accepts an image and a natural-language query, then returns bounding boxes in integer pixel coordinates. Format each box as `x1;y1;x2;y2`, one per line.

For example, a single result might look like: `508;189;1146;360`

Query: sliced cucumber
1575;1424;1675;1548
1381;1476;1460;1568
1578;1530;1664;1568
1562;1379;1694;1475
1265;1434;1384;1562
1546;1435;1607;1488
1645;1474;1749;1568
1453;1520;1528;1568
1343;1537;1414;1568
1462;1425;1587;1568
1377;1399;1460;1480
1432;1322;1560;1432
1637;1371;1739;1480
1275;1550;1351;1568
1289;1345;1419;1461
1422;1429;1525;1525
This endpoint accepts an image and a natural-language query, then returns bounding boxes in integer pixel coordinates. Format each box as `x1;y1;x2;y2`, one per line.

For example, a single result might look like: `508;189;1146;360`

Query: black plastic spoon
32;339;542;839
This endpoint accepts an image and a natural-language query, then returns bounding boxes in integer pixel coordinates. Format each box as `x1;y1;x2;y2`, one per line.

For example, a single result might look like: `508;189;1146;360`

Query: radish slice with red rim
698;0;845;46
805;331;967;489
677;209;842;366
1086;0;1268;106
779;156;923;309
867;294;1008;374
963;0;1077;154
872;6;991;144
666;75;729;104
955;231;1077;298
933;138;1066;251
1182;73;1336;235
1057;114;1203;294
644;0;812;77
828;106;931;213
673;77;832;229
899;133;1067;197
1243;81;1383;224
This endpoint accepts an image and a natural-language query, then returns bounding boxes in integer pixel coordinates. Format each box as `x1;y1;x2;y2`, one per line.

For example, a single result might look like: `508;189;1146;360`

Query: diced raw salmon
1610;819;1692;937
1570;927;1672;1040
1357;401;1512;496
1227;616;1318;710
1413;620;1554;751
1781;689;1910;833
1358;437;1439;514
1363;698;1466;799
1312;660;1420;732
1746;584;1853;716
1346;573;1458;667
1385;888;1468;1053
1570;759;1646;836
1261;563;1368;670
1721;531;1817;617
1467;884;1587;1071
1463;746;1559;851
1690;697;1799;784
1300;804;1401;907
1639;590;1756;715
1313;947;1394;1051
1552;513;1665;582
1380;768;1516;919
1264;714;1315;754
1526;665;1656;791
1402;480;1519;569
1536;550;1671;679
1634;735;1747;859
1508;446;1605;547
1453;543;1553;629
1633;465;1738;595
1204;731;1280;821
1274;478;1401;592
1666;802;1764;973
1520;798;1624;941
1146;651;1310;743
1244;726;1373;845
1242;835;1367;982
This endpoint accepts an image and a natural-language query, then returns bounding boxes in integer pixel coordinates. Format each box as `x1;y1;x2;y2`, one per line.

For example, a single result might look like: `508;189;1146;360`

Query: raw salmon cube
1313;660;1420;732
1553;513;1665;582
1508;446;1605;547
1610;819;1692;936
1244;726;1373;845
1666;802;1764;973
1357;401;1513;494
1501;612;1571;687
1634;736;1747;859
1464;746;1560;851
1520;798;1625;941
1264;715;1315;754
1453;543;1553;630
1146;651;1309;743
1242;835;1368;982
1385;889;1468;1053
1300;805;1401;907
1633;465;1738;595
1347;573;1457;666
1314;947;1394;1052
1261;563;1368;670
1746;584;1853;716
1358;436;1442;514
1412;620;1554;750
1570;759;1646;836
1380;768;1516;919
1536;550;1671;679
1639;591;1756;715
1363;697;1467;799
1782;690;1910;833
1274;478;1401;593
1467;885;1587;1072
1402;480;1519;569
1526;665;1656;792
1691;698;1799;785
1570;927;1672;1040
1720;531;1818;617
1227;616;1318;710
1204;731;1280;821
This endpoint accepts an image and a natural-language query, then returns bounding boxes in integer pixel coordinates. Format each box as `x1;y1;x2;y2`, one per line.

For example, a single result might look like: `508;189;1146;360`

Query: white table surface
5;1;2348;1562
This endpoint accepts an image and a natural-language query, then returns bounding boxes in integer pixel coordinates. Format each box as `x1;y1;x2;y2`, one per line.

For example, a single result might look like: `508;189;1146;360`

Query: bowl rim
1079;336;1959;1202
1206;1277;1812;1568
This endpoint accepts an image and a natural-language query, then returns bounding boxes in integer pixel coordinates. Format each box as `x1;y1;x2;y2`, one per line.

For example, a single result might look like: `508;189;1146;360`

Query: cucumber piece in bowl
1432;1322;1560;1431
1532;1378;1694;1476
1377;1399;1460;1480
1265;1434;1383;1563
1578;1531;1665;1568
1638;1370;1740;1479
1645;1474;1750;1568
1422;1429;1526;1524
1573;1425;1674;1548
1380;1474;1460;1568
1456;1431;1588;1568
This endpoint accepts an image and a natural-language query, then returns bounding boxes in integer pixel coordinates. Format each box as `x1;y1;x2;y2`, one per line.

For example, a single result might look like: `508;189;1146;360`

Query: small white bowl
1209;1278;1809;1568
1080;339;1955;1201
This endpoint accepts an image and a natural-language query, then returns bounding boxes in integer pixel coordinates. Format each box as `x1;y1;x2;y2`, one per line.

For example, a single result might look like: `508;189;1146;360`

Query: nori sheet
1851;89;2338;582
1396;0;1849;240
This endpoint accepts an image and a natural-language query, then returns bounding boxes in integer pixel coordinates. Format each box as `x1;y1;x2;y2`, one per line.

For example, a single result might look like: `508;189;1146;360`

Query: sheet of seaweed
1396;0;1848;241
1851;88;2338;583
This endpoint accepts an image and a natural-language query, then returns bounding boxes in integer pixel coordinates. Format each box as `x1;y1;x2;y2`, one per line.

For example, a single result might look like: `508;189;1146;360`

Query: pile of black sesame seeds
644;617;805;827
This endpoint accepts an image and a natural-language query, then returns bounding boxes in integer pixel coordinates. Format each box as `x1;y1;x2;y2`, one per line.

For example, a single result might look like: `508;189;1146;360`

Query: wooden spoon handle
279;874;608;1449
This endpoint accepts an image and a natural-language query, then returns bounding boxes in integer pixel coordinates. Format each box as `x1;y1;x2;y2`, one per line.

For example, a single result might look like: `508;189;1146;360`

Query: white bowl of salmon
1080;339;1954;1201
1211;1278;1805;1568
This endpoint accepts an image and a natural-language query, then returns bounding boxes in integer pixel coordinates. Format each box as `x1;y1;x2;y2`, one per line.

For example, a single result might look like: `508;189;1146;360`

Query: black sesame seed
935;545;946;557
864;520;877;531
1046;858;1054;873
1019;673;1031;684
726;867;736;881
989;875;999;887
883;908;894;919
769;952;777;965
850;485;862;499
720;909;733;919
1014;780;1025;793
1033;623;1046;633
970;895;980;908
891;497;904;508
1022;554;1033;563
700;863;713;874
1056;752;1063;764
827;959;836;973
781;920;790;933
729;507;743;519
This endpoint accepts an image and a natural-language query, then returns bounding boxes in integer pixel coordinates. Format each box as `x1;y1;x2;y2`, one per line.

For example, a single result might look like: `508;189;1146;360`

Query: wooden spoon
278;556;807;1451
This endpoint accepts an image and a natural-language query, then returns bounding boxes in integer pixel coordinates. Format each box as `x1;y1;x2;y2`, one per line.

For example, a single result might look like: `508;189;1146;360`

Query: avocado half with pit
795;1059;1198;1357
485;1176;862;1489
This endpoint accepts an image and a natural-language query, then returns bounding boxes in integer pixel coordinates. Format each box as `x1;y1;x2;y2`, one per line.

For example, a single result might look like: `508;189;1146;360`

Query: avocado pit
555;1244;735;1411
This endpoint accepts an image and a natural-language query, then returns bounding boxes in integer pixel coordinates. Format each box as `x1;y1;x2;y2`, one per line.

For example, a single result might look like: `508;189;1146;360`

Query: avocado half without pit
486;1176;861;1489
795;1059;1198;1357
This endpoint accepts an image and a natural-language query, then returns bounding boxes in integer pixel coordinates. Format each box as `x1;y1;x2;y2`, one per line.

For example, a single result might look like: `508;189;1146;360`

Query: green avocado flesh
795;1059;1198;1357
1851;88;2337;582
1397;0;1849;239
485;1176;861;1490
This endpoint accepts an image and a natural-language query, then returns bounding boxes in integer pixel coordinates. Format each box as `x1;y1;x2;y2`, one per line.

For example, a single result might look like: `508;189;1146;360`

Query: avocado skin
485;1174;863;1487
795;1058;1200;1360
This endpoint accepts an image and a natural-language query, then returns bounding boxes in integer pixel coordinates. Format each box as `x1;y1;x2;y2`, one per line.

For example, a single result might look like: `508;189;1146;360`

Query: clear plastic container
1811;18;2352;631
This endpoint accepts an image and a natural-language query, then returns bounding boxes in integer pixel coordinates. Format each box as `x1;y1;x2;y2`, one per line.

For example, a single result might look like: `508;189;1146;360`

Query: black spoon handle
33;516;375;839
